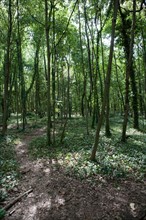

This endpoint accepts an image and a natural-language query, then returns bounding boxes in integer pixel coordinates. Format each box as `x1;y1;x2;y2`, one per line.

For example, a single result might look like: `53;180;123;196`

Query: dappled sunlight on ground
3;127;146;220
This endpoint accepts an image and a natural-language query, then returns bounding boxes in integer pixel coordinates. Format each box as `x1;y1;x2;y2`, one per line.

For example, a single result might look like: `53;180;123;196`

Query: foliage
28;117;146;180
0;135;19;203
0;0;146;189
0;208;5;220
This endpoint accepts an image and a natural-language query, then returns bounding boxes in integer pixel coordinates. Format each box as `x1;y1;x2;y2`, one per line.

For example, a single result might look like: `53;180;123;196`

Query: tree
121;0;137;141
91;0;119;161
45;0;53;145
2;0;12;135
119;1;139;131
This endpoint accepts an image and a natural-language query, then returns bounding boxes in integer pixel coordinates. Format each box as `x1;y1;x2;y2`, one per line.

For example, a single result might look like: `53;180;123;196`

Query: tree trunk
114;55;125;109
142;30;146;119
45;0;52;145
35;43;41;117
2;0;12;135
52;1;56;144
83;0;93;118
119;2;139;130
91;0;118;161
66;56;72;119
121;0;136;141
78;4;89;134
16;0;27;131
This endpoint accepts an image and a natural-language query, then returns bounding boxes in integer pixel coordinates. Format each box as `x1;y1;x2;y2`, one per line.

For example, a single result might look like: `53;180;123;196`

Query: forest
0;0;146;219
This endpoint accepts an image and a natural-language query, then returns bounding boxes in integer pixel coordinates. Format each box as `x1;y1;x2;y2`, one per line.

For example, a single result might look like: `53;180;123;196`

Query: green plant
0;208;6;220
0;135;19;203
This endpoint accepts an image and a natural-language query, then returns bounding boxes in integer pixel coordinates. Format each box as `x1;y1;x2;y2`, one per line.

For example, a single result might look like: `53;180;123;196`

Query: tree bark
45;0;53;145
35;43;41;117
121;0;136;141
119;2;139;130
2;0;12;135
65;56;72;119
142;30;146;119
91;0;118;161
16;0;27;131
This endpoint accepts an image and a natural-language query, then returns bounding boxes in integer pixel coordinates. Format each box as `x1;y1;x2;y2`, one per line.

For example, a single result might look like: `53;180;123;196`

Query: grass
28;116;146;180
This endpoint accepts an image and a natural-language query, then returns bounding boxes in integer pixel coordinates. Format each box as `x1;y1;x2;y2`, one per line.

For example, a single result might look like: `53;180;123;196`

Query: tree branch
55;0;79;49
3;189;33;211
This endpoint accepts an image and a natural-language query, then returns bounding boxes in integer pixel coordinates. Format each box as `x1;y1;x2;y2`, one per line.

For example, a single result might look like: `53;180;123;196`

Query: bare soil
3;128;146;220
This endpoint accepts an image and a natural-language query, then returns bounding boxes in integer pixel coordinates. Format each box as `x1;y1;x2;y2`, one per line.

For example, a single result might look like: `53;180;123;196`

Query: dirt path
3;128;146;220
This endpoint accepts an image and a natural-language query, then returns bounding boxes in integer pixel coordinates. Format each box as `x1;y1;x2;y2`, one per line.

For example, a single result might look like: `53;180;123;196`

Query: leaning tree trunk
2;0;12;135
91;0;118;161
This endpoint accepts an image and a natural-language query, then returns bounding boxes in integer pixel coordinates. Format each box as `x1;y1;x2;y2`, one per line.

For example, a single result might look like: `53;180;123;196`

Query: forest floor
1;126;146;220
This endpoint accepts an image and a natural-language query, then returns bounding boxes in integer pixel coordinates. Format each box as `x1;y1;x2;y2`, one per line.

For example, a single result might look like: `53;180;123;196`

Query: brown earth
2;128;146;220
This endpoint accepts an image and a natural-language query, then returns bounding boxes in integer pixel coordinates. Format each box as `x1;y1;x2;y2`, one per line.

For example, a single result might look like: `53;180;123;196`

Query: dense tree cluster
0;0;145;160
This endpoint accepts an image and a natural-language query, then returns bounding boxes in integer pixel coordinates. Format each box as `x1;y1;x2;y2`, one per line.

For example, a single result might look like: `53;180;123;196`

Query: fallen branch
3;189;33;211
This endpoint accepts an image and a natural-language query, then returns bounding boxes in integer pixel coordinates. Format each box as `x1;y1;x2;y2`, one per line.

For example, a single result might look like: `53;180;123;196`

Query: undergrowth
28;117;146;180
0;135;19;204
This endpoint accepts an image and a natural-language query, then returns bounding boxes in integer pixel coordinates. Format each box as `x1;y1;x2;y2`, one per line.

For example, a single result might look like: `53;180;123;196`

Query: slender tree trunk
142;30;146;119
105;94;111;137
121;0;136;141
35;43;40;117
65;57;71;119
119;2;139;130
15;69;19;129
136;46;144;115
83;0;93;117
114;55;125;109
130;68;139;129
99;13;105;95
78;4;89;134
45;0;52;145
16;0;27;131
2;0;12;135
91;25;100;128
52;0;56;144
91;0;118;161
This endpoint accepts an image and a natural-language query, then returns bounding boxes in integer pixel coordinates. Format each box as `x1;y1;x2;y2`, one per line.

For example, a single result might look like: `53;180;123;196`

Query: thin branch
3;189;33;211
55;0;79;49
25;6;45;26
29;14;45;26
120;0;146;13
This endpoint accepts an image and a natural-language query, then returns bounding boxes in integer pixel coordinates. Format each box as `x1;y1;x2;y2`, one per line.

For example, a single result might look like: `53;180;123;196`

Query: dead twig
3;188;33;211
